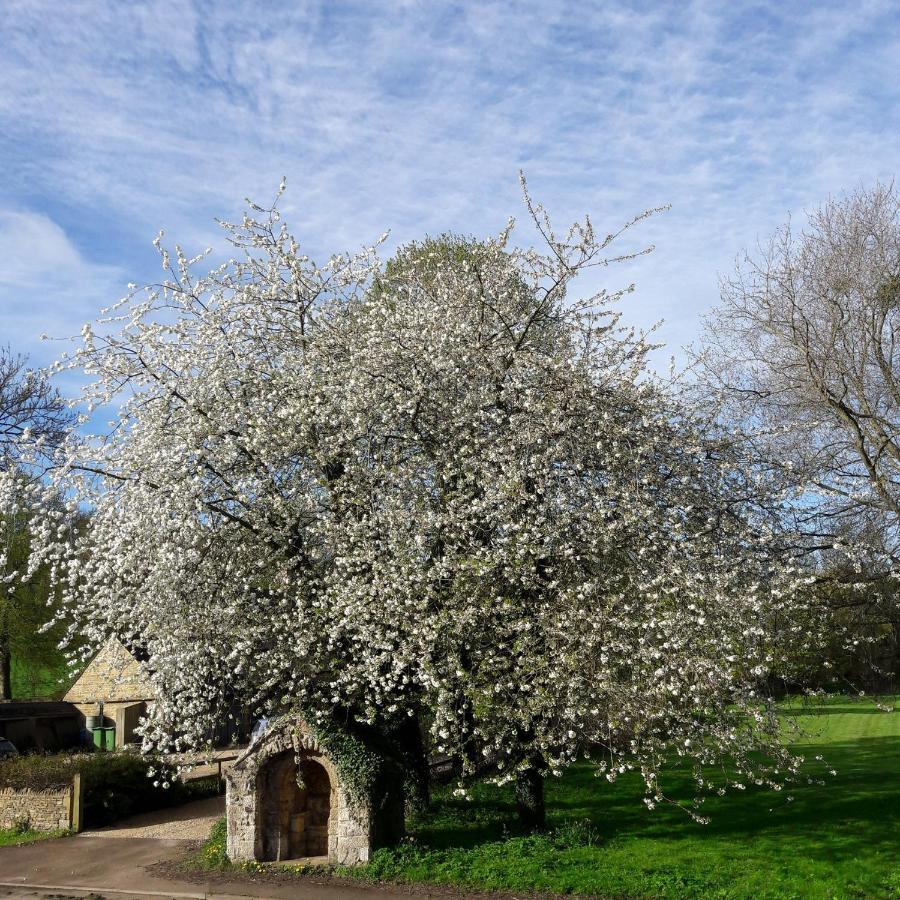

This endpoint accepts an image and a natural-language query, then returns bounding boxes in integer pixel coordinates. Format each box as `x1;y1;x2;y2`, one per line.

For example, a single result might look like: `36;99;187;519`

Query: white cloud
0;0;898;369
0;211;87;289
0;209;123;366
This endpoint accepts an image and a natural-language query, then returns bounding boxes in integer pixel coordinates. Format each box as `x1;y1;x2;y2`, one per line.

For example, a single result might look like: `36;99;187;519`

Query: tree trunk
0;618;11;701
890;618;900;683
396;712;431;814
515;758;546;831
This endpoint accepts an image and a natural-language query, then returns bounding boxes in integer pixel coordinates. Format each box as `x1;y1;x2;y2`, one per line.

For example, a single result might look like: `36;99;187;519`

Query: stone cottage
65;636;251;750
63;636;251;748
226;716;405;865
63;636;154;747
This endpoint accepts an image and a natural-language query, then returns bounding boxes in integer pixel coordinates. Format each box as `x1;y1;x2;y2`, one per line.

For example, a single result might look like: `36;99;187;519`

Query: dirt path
79;794;225;841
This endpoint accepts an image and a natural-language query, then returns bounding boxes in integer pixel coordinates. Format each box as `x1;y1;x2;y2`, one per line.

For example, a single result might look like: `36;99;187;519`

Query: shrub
0;752;80;791
0;751;220;827
80;753;184;827
550;817;603;849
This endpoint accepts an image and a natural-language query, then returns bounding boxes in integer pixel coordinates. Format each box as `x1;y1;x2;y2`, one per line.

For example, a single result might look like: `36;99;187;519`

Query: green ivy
299;718;392;810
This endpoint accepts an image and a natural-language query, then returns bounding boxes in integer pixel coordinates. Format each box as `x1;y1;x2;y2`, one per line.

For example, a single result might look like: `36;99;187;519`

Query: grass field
190;697;899;897
346;696;900;899
0;827;69;847
9;657;71;700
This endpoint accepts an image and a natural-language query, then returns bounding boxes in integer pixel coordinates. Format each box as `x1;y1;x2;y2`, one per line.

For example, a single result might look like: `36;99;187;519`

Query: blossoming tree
1;182;835;828
0;349;75;699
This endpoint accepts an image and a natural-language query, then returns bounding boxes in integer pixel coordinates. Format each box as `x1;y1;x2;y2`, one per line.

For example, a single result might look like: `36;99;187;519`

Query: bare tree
698;182;900;680
0;348;74;699
0;348;72;469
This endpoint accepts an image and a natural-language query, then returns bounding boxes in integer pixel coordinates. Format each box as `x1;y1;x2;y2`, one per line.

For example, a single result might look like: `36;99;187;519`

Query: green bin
92;726;116;751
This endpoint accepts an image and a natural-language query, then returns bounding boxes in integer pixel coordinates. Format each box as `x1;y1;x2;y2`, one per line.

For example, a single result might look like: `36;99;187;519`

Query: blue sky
1;0;899;384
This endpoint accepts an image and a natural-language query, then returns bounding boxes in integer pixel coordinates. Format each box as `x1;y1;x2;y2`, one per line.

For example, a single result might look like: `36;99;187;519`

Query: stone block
0;786;73;832
224;716;403;866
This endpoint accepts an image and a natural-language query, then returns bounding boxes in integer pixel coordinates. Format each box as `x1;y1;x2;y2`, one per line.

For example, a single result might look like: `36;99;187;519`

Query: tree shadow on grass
561;736;900;863
413;735;900;866
411;793;518;849
779;706;897;716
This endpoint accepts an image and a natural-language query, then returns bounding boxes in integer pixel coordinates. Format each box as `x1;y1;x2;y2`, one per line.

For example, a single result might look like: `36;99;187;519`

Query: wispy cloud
0;209;123;366
1;0;898;371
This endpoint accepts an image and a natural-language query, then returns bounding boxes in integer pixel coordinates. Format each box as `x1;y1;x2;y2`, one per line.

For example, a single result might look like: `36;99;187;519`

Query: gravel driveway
79;793;224;841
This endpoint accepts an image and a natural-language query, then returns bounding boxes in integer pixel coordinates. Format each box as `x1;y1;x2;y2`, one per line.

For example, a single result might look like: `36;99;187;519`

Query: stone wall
64;636;154;704
0;784;74;832
227;720;383;865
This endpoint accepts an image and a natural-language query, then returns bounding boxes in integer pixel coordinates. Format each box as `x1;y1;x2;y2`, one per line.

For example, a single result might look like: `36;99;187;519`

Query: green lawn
0;827;69;847
350;696;900;899
10;656;71;700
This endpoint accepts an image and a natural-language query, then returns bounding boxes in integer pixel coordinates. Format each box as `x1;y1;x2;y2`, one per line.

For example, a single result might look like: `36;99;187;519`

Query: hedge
0;751;219;827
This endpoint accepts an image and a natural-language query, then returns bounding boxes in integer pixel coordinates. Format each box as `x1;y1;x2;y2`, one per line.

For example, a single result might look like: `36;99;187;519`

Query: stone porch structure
226;717;403;865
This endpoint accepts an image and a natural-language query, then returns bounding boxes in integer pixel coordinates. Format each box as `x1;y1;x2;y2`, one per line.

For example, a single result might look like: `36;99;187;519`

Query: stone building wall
64;637;155;705
67;700;150;747
63;637;155;747
226;720;379;865
0;785;74;832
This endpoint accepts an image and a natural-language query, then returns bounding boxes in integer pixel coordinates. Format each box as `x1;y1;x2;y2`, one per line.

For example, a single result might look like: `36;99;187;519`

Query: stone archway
258;752;333;860
227;717;406;865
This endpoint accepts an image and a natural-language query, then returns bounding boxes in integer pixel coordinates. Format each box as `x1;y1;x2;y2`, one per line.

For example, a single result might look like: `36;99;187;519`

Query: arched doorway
259;753;332;860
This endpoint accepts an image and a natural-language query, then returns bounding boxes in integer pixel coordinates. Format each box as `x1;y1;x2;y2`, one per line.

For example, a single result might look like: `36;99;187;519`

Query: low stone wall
0;783;76;832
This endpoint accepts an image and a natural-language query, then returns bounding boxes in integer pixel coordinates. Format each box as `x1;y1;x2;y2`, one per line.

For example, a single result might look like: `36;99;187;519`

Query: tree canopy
1;183;839;819
698;182;900;684
0;348;75;699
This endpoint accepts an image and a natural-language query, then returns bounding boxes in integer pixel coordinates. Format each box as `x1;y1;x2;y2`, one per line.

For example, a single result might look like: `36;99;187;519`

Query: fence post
71;772;83;833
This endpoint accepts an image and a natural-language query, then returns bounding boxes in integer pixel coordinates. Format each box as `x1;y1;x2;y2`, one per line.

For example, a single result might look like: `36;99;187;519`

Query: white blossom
0;185;840;810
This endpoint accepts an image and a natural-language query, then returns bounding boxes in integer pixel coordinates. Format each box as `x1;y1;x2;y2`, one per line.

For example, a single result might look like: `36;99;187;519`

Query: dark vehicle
0;738;18;758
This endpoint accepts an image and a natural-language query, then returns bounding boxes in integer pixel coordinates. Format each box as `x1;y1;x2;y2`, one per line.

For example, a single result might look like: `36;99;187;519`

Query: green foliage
0;751;86;790
81;755;218;827
806;570;899;691
302;718;400;811
1;509;84;699
549;817;603;849
10;657;71;701
0;751;220;827
195;816;230;869
0;826;68;847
